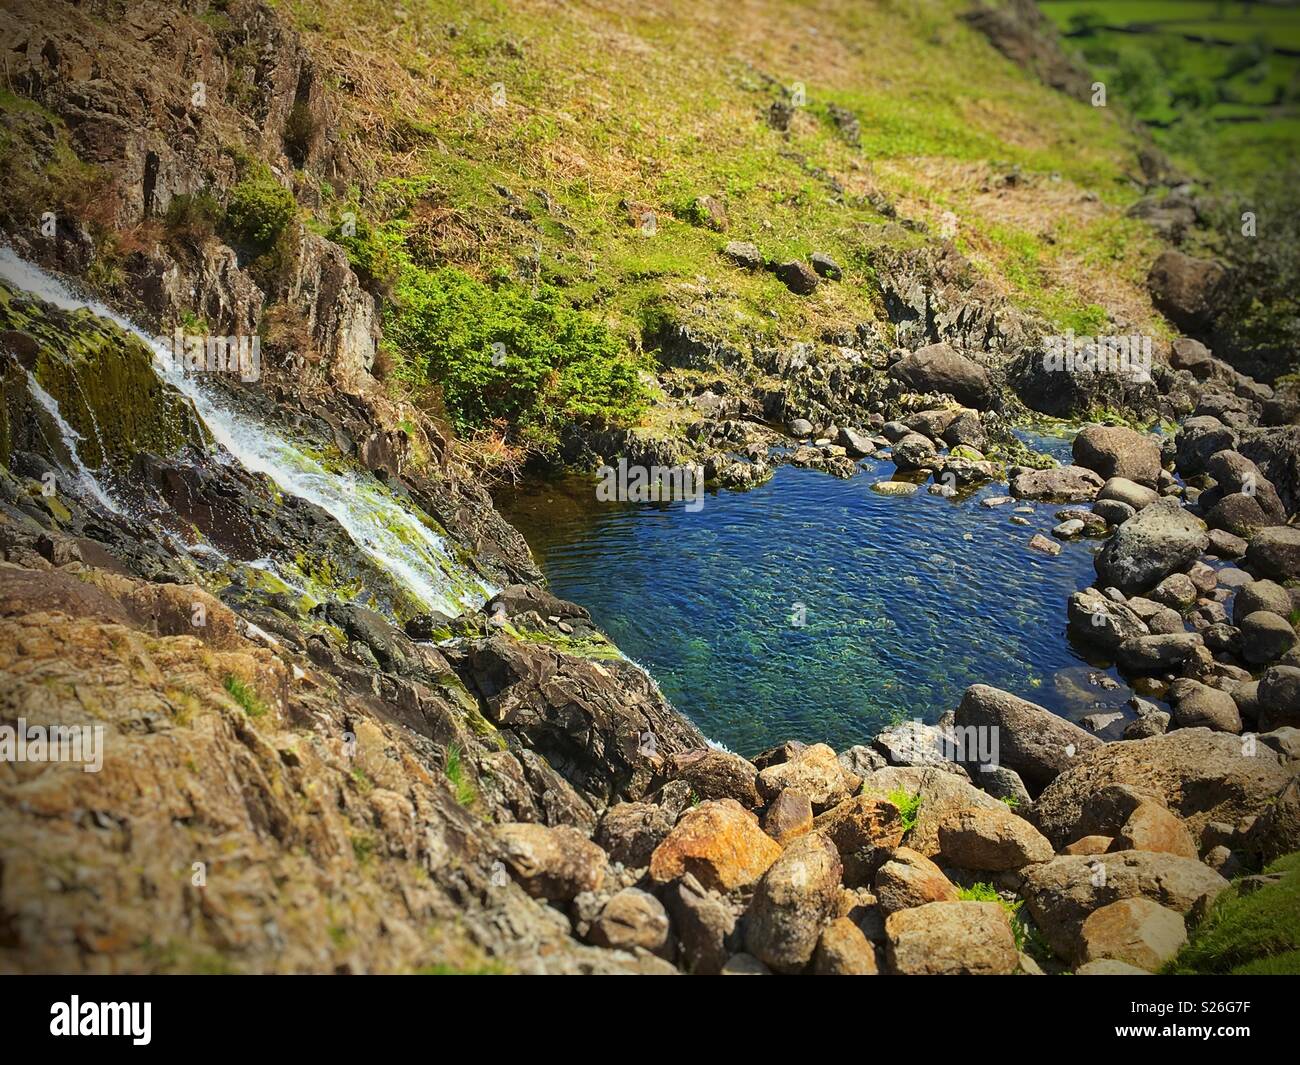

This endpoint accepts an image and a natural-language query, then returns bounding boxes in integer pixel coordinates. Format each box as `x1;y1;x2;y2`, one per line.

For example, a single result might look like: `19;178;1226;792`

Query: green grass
445;743;478;808
958;881;1050;960
1163;852;1300;975
264;0;1168;436
886;787;923;834
223;675;269;718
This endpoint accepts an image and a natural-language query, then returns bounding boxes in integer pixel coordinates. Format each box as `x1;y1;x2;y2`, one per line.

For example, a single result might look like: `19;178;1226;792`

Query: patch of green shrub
386;264;648;449
223;674;268;718
885;787;922;834
224;169;297;251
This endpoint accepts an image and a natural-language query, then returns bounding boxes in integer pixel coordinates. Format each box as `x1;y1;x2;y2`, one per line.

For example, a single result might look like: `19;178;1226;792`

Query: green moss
0;282;207;471
223;674;269;718
1164;852;1300;975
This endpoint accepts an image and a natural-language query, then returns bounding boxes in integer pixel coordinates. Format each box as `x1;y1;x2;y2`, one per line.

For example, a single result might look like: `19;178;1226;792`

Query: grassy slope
277;0;1168;383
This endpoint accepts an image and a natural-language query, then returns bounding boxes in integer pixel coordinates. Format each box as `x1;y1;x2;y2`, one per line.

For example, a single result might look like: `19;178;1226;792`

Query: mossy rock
0;281;208;470
1163;852;1300;975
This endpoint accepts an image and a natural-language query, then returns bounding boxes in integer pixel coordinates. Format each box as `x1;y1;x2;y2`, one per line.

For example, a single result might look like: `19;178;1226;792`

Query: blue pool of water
497;453;1132;756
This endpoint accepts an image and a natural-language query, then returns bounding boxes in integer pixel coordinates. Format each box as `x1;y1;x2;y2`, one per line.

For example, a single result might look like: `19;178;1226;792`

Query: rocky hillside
0;0;1298;975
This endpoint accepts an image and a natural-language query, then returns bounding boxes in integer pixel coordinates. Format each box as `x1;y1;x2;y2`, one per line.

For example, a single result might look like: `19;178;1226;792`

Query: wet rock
1094;499;1208;595
649;799;782;891
462;633;707;806
1079;898;1187;972
871;480;919;496
1011;465;1105;503
885;901;1019;975
1073;425;1162;487
1029;533;1061;556
744;832;843;973
495;823;607;902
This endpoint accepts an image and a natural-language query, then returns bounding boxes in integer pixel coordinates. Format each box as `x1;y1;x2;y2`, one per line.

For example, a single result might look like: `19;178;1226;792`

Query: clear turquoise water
498;450;1131;757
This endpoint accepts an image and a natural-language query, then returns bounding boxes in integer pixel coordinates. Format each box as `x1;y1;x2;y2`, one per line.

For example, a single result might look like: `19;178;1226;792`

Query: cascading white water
24;371;122;515
0;248;494;617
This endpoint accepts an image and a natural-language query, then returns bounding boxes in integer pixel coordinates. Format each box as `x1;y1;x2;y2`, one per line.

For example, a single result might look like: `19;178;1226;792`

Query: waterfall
24;370;123;515
0;248;493;618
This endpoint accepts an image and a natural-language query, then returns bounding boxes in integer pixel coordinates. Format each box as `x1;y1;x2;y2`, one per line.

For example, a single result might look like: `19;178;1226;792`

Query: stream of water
0;248;492;618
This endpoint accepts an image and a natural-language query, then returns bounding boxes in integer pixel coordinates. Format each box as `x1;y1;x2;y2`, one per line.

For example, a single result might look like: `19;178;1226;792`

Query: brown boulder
495;823;607;902
936;804;1054;870
744;832;843;973
812;917;880;975
762;788;814;845
874;847;959;915
812;794;905;885
1079;898;1187;972
649;799;782;891
885;901;1019;975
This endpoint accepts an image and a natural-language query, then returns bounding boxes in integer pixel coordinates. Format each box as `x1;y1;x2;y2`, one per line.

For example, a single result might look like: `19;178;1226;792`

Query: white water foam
24;371;122;514
0;248;493;617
